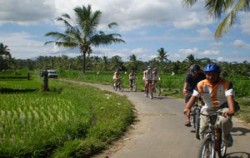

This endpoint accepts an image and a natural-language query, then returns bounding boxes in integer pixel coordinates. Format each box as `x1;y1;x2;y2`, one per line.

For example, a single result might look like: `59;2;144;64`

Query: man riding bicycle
183;64;205;126
184;63;235;147
143;66;152;97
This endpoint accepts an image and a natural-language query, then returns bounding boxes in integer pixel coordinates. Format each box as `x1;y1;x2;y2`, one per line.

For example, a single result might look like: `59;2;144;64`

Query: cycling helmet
189;64;201;73
147;66;151;69
153;67;158;70
204;64;221;73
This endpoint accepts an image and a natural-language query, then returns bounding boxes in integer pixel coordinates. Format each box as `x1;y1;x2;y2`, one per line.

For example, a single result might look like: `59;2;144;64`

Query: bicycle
190;102;201;140
113;80;124;92
152;80;161;97
144;80;153;99
198;111;227;158
130;79;137;92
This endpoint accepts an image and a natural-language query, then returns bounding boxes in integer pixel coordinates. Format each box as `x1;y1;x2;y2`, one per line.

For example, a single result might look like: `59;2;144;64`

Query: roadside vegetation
0;70;134;157
59;69;250;124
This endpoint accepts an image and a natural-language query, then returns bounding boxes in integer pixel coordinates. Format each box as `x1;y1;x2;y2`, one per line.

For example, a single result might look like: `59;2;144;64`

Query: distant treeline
1;54;250;77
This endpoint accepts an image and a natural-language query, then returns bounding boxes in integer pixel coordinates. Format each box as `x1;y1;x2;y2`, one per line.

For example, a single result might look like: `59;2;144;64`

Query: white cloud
178;47;199;55
217;57;225;62
197;27;213;38
0;0;55;25
202;50;220;55
239;12;250;35
233;39;250;49
131;48;148;54
210;41;223;48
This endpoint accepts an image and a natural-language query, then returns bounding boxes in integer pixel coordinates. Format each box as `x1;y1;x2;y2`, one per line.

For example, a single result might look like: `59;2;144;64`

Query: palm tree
45;5;125;73
156;48;169;63
0;43;11;59
183;0;250;38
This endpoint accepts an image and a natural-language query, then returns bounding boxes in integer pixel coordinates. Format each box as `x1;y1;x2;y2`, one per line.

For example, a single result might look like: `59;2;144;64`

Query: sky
0;0;250;63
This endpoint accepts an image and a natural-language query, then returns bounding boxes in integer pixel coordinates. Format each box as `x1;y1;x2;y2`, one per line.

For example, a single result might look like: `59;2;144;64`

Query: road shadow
226;151;250;158
231;127;250;136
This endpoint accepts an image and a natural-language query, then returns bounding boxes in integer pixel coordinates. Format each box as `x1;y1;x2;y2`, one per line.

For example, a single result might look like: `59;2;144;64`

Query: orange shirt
193;78;234;108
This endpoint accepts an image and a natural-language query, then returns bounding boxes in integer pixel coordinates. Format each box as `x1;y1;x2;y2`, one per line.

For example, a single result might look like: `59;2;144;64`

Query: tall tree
45;5;125;73
0;43;11;59
183;0;250;38
156;48;169;63
0;43;11;70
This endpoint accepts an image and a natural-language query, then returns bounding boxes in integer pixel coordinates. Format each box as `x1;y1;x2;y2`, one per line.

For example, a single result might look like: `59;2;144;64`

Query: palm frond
215;11;236;38
205;0;225;18
182;0;198;7
108;22;118;28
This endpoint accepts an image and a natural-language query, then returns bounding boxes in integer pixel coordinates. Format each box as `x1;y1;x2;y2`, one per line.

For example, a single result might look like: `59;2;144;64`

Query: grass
59;70;250;124
0;72;135;157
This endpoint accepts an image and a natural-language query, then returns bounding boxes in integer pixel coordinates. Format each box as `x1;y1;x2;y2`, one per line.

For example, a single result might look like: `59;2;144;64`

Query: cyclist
143;66;152;97
129;69;136;89
183;64;205;127
152;67;160;91
113;68;120;86
184;63;235;147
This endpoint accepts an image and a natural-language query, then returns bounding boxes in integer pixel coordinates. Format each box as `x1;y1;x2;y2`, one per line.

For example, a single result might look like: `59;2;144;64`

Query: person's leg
144;80;148;96
185;95;191;126
199;107;209;140
218;108;233;147
129;79;133;88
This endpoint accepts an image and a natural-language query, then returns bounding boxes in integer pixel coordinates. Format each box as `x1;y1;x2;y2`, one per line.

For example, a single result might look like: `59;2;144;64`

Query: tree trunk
82;52;86;74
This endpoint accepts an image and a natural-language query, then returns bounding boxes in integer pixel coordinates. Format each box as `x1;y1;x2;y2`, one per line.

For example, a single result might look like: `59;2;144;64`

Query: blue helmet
147;66;151;69
153;67;158;70
204;64;221;73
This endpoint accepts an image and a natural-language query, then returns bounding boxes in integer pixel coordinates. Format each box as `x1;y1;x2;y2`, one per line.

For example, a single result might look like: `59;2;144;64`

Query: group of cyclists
113;63;237;149
113;66;160;96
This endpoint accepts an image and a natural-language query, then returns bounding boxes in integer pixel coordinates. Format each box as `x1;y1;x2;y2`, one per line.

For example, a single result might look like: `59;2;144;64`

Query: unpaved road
65;80;250;158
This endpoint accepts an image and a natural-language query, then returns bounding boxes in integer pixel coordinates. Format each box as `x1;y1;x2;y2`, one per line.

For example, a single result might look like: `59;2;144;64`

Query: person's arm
183;82;188;95
224;95;235;117
184;95;197;115
222;81;235;116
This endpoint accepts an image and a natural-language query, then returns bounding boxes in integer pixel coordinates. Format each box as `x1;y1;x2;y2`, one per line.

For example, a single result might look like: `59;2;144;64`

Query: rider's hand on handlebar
222;110;235;117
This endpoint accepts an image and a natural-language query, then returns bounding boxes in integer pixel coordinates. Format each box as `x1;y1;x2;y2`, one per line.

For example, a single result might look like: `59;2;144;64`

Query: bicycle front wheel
198;137;215;158
155;85;161;96
195;108;200;140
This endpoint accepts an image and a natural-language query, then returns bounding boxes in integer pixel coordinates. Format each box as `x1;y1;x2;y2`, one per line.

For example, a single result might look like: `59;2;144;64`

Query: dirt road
66;81;250;158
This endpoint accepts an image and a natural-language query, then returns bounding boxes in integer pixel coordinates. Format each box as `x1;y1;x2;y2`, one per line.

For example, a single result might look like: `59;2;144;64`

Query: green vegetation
59;69;250;125
0;72;134;157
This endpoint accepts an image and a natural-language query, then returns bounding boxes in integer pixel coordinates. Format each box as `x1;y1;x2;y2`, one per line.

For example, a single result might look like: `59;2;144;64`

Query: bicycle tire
195;108;200;140
133;84;137;92
198;137;215;158
156;85;161;96
113;83;117;91
119;83;124;92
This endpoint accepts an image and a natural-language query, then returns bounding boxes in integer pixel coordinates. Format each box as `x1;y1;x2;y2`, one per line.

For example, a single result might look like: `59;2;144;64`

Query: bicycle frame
198;112;227;158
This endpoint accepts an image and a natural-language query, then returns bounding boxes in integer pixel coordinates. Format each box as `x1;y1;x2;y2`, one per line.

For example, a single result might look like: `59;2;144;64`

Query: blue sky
0;0;249;62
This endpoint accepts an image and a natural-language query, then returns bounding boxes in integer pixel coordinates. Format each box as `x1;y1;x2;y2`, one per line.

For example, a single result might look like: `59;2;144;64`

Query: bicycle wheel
198;137;215;158
190;106;195;128
119;83;124;92
133;83;137;92
149;86;153;99
195;108;200;140
155;85;161;96
113;83;117;91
